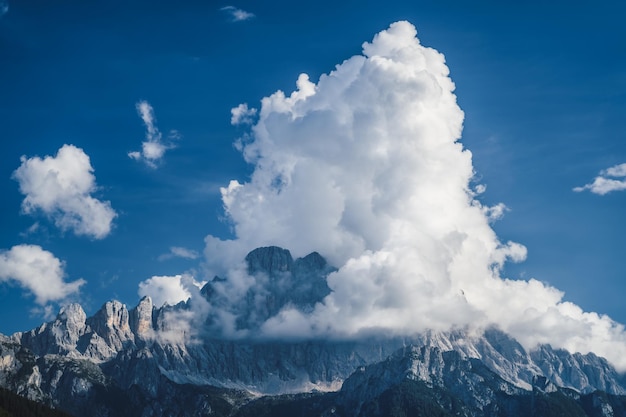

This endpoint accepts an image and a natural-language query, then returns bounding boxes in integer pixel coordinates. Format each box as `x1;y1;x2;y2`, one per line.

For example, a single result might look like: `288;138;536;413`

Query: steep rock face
531;345;626;395
109;337;404;394
245;246;294;276
86;301;135;353
14;302;134;363
90;323;626;398
201;246;333;331
426;328;544;391
243;246;332;318
0;334;249;417
336;345;626;417
340;345;526;416
291;251;335;311
129;296;154;340
0;334;43;399
14;304;90;359
240;347;626;417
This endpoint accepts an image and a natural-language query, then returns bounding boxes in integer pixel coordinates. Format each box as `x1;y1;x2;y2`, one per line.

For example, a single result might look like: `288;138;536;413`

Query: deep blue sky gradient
0;0;625;333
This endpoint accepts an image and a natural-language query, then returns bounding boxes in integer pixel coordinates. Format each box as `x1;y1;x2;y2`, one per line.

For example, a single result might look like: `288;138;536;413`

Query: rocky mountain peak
530;343;626;394
57;303;87;332
2;246;626;417
532;375;558;393
230;247;333;329
339;344;524;416
245;246;294;275
12;303;87;359
130;296;154;339
89;301;129;330
86;300;134;352
294;251;327;271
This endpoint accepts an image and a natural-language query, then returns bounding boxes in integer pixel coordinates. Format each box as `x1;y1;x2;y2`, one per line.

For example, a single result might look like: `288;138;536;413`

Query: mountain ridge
0;246;624;416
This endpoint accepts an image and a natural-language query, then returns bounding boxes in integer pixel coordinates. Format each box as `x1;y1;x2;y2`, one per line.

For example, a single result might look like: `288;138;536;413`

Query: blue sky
0;0;625;346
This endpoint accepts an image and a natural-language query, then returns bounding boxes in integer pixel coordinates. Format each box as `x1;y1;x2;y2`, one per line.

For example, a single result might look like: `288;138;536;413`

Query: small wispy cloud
220;5;255;22
19;222;41;238
482;202;509;223
129;100;180;168
574;162;626;195
158;246;200;261
230;103;257;125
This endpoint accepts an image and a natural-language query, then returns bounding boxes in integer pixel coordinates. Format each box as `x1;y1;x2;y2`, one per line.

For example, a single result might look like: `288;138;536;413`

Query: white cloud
128;100;179;168
574;162;626;195
230;103;258;125
474;184;487;194
604;163;626;177
220;6;255;22
12;144;117;239
0;244;85;306
195;21;626;370
138;274;206;308
158;246;200;261
138;275;191;307
138;274;210;344
482;202;509;222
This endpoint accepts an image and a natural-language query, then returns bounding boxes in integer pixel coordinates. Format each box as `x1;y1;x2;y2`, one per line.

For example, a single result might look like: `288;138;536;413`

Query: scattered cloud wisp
12;144;117;239
129;100;179;168
230;103;257;125
220;6;255;22
574;162;626;195
158;246;200;261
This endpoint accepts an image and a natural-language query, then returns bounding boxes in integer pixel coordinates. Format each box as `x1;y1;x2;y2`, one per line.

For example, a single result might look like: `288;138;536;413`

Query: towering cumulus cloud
203;22;626;369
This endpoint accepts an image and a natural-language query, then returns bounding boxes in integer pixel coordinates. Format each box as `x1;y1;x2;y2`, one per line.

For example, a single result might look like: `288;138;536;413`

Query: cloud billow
230;103;257;125
0;244;85;306
193;21;626;369
13;144;117;239
138;274;196;308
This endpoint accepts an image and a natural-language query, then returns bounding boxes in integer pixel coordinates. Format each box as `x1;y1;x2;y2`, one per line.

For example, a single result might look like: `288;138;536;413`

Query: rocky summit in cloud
193;21;626;370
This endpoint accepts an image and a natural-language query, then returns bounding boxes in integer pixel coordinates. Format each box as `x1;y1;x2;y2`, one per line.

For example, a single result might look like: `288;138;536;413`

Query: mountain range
0;246;624;416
